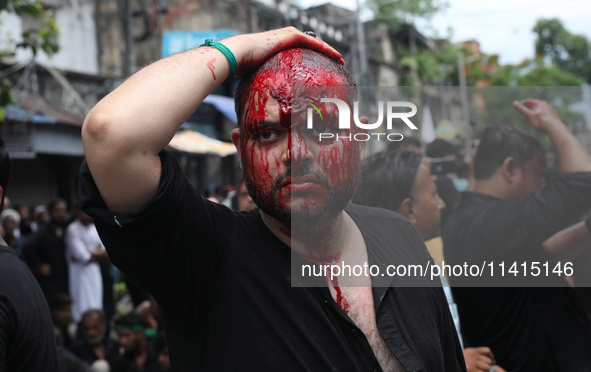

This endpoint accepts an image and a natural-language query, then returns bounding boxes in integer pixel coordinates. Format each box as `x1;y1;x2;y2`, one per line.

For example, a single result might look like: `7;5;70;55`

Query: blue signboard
161;29;240;58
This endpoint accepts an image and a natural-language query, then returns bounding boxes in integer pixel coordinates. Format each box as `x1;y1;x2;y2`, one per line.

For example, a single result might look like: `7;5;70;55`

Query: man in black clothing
154;333;170;372
72;309;120;368
23;198;70;302
111;312;162;372
0;144;59;371
354;150;507;372
79;28;465;371
50;293;75;349
426;138;461;230
55;326;91;372
443;99;591;371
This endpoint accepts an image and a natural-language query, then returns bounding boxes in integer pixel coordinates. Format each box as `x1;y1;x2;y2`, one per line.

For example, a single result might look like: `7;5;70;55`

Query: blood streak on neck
317;255;350;314
330;275;350;314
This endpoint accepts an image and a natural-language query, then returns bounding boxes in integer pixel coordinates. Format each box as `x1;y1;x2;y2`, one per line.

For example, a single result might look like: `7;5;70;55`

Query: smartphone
430;156;457;176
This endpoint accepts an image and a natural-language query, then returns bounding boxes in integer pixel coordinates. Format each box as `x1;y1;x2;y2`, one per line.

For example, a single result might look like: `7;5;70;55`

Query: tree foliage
361;9;588;146
363;0;451;88
365;0;448;29
0;0;59;119
488;57;584;87
474;58;585;143
396;42;462;86
533;18;591;83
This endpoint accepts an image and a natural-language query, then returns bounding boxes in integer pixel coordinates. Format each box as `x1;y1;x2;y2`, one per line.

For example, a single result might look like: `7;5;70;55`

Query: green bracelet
201;39;237;82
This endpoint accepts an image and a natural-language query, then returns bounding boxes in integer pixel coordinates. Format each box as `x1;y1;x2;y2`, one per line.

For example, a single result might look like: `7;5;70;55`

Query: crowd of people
0;153;172;370
0;149;260;372
2;27;591;372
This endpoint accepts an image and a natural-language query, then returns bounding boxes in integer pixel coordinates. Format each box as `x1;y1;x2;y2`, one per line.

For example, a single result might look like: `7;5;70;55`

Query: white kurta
65;220;104;322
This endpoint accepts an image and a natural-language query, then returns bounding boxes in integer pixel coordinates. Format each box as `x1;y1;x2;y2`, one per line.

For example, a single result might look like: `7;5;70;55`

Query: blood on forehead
240;49;349;127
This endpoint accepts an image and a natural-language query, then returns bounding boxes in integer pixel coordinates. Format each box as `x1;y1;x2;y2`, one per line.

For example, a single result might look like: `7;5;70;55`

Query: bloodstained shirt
79;149;465;372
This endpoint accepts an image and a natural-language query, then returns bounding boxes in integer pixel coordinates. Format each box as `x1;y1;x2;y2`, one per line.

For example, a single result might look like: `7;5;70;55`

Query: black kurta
443;173;591;371
80;150;465;372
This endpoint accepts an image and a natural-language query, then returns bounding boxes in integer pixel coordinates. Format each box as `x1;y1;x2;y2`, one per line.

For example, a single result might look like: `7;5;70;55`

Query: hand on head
223;27;344;76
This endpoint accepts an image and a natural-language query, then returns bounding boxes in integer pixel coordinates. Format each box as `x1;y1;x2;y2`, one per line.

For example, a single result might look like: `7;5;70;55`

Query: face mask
453;178;469;192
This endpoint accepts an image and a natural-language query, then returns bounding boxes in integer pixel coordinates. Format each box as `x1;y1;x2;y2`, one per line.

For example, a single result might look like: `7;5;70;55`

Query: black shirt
0;244;60;371
22;223;69;301
110;348;162;372
443;173;591;371
58;348;91;372
71;337;120;366
79;149;465;371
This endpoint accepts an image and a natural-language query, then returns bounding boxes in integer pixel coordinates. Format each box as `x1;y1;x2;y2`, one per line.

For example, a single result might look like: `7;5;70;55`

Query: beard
87;330;106;347
242;154;361;234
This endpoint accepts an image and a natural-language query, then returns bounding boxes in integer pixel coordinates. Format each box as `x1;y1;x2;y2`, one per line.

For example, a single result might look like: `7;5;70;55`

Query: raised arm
543;219;591;263
513;99;591;173
82;27;343;213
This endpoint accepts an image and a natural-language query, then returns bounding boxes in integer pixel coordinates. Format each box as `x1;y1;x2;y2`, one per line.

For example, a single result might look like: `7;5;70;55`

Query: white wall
1;0;98;75
0;11;23;53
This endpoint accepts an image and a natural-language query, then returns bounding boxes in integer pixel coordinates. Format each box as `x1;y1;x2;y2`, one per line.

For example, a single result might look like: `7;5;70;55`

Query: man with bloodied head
79;28;465;371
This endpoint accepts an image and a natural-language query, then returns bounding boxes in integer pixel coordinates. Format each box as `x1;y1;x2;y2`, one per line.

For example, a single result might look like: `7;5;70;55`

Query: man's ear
231;128;243;169
357;116;370;162
501;157;517;184
397;197;416;223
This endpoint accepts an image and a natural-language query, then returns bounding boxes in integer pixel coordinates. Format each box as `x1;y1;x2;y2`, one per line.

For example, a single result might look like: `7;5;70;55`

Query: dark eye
314;126;329;134
258;131;278;141
313;121;342;135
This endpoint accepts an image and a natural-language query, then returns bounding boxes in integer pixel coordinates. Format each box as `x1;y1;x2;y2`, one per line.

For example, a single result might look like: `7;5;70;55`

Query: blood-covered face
232;49;363;229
